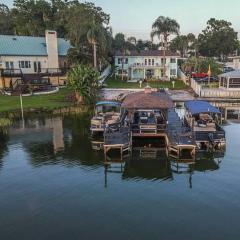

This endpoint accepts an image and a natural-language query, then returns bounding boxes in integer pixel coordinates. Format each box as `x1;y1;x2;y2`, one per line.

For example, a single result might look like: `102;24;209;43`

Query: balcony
130;63;169;69
0;69;23;77
0;68;67;77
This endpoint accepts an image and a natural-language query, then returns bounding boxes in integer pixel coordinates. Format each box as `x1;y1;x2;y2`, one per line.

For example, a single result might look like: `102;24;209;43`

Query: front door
146;69;154;79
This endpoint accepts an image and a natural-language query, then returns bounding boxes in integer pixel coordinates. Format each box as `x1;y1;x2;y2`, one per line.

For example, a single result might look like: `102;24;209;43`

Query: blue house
114;50;180;81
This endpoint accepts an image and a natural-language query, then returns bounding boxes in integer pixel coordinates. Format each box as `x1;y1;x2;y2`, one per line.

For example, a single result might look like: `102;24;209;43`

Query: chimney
45;30;59;69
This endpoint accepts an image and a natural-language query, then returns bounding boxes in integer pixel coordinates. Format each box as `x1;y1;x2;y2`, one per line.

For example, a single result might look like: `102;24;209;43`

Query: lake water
0;109;240;240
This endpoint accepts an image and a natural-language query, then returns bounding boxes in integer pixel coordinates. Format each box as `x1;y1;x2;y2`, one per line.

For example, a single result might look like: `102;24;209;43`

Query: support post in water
20;91;25;128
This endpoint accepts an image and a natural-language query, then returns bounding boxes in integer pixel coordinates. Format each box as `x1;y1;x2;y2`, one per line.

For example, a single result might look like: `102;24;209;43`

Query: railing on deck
131;123;167;134
130;63;168;68
1;68;67;77
0;69;23;77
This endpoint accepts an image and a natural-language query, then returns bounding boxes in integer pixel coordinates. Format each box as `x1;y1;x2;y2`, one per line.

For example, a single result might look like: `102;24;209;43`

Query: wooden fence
190;78;240;98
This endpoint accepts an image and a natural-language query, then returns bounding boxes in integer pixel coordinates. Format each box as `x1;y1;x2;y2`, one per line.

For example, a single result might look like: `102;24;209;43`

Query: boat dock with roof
91;88;225;162
184;100;226;150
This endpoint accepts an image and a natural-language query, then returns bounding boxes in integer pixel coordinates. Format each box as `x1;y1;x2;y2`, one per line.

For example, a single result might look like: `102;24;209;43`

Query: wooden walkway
103;127;132;160
167;109;196;160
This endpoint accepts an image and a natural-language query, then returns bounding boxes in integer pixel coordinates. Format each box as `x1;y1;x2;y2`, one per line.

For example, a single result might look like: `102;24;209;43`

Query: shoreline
1;88;240;115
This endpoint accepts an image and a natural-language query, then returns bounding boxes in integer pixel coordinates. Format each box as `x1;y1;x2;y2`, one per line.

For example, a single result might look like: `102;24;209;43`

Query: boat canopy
121;90;173;109
185;101;221;115
96;101;121;107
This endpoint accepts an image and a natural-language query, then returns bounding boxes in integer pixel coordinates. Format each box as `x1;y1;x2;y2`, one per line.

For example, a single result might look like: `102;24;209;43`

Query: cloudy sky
3;0;240;39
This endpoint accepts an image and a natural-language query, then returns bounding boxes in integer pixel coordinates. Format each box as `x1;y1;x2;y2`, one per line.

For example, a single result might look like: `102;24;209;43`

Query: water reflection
103;150;225;188
0;110;229;184
0;107;240;240
3;111;103;169
0;130;9;169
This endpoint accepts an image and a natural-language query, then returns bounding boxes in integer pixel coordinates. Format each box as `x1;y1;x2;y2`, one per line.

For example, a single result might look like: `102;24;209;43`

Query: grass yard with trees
105;77;188;89
0;88;74;113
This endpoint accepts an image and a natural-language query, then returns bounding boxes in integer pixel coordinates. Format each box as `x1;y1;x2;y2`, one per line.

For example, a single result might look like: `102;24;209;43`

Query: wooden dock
167;109;196;160
92;109;197;161
91;89;226;162
103;127;132;161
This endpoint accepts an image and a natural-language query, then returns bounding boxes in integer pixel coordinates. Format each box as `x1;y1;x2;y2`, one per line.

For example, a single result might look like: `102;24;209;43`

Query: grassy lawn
104;77;188;89
0;88;74;113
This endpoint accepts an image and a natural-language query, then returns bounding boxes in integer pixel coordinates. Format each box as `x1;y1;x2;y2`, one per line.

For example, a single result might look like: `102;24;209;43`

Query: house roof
218;70;240;78
185;101;221;115
121;89;173;109
0;35;71;56
115;50;179;57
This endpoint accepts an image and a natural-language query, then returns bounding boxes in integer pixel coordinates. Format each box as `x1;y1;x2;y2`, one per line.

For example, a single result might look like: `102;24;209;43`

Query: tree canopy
1;4;240;66
0;0;112;67
170;33;197;57
182;57;222;76
198;18;238;60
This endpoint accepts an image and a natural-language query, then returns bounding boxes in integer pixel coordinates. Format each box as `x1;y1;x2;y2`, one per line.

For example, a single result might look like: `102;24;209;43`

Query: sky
3;0;240;40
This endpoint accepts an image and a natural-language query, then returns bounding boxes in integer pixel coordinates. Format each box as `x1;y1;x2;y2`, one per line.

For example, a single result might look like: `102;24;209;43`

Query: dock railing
131;123;167;134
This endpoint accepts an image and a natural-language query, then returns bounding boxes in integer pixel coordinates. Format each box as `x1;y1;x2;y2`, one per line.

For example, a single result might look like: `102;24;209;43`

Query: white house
114;50;180;81
231;56;240;70
0;30;71;74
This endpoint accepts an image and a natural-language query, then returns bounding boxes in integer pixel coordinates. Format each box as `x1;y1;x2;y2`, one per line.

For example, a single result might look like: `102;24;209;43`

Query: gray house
219;70;240;89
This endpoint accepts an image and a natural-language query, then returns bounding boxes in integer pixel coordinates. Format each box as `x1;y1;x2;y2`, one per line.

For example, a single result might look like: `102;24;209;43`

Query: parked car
191;73;209;79
223;66;235;73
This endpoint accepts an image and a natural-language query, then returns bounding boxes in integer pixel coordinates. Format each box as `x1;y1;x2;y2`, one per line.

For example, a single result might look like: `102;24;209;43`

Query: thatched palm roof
121;89;173;109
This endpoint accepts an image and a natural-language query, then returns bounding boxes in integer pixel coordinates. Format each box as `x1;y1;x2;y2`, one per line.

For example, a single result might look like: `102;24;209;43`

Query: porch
129;66;164;80
0;68;67;95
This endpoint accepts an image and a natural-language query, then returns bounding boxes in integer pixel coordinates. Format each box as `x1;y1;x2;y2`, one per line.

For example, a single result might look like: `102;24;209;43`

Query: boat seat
112;115;120;121
106;119;118;125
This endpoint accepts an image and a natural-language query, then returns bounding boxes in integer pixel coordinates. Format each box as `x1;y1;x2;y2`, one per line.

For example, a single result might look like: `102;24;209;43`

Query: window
25;61;31;68
152;59;154;66
118;58;128;64
161;58;166;64
5;61;14;69
18;61;31;68
170;58;176;63
229;78;240;88
148;59;151;66
170;69;176;75
145;59;147;66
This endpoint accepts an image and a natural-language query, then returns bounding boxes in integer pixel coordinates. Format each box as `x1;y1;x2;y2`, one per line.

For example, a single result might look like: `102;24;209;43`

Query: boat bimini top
185;101;221;115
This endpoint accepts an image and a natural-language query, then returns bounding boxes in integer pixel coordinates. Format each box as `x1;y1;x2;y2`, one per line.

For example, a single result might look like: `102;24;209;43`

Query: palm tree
127;36;137;45
170;35;189;57
151;16;180;80
87;20;107;69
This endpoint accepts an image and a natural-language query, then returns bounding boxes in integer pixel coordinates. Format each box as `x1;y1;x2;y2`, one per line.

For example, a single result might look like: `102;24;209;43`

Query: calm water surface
0;110;240;240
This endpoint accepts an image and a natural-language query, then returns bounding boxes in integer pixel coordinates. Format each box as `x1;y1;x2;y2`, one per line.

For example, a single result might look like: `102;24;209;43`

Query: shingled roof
115;50;179;57
121;89;173;109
